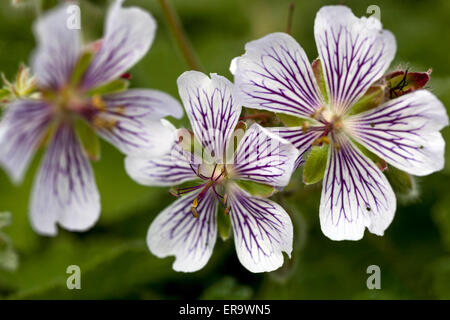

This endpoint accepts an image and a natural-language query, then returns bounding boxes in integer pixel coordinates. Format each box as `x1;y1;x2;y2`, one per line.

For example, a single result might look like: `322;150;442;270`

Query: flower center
310;106;345;147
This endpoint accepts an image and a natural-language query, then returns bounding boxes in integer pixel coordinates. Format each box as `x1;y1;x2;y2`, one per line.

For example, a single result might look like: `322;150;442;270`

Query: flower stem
286;3;295;34
158;0;203;71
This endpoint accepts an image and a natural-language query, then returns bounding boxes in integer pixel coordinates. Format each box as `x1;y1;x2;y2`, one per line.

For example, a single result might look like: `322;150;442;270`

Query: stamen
312;136;330;146
92;94;107;111
301;121;310;133
191;207;199;218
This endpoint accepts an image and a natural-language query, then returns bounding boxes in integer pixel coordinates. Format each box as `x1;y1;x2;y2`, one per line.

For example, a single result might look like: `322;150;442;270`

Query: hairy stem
158;0;203;71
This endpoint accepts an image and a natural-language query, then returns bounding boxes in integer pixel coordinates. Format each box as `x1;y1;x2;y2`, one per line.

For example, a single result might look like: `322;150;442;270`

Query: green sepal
276;113;311;127
0;88;11;102
312;58;328;104
87;79;129;96
71;51;94;87
235;180;276;198
303;144;329;185
75;119;101;161
217;210;232;241
349;85;385;115
384;165;415;196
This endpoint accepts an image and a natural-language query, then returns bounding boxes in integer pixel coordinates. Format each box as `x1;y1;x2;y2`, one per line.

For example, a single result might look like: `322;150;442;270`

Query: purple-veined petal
0;100;53;184
91;103;177;157
30;123;100;236
228;185;293;273
32;3;81;90
233;32;323;118
233;124;300;187
346;90;448;176
314;5;396;115
125;142;199;187
147;189;218;272
82;0;156;89
267;125;325;167
320;133;396;241
177;71;241;163
102;88;183;120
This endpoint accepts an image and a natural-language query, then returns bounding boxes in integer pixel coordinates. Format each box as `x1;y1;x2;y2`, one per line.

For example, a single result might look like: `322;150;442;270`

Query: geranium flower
231;5;448;240
0;0;182;235
125;71;300;272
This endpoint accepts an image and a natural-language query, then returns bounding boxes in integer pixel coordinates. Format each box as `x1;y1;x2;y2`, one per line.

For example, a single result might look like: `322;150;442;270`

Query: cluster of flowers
0;1;447;273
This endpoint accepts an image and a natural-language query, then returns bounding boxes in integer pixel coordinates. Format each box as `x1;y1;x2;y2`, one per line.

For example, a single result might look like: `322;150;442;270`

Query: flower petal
233;124;300;187
32;3;81;90
347;90;448;176
102;88;183;120
320;134;396;241
177;71;241;162
228;186;293;272
233;32;323;119
314;5;396;114
91;99;177;157
0;100;53;184
266;125;325;167
125;142;198;186
82;0;156;89
147;189;218;272
30;124;100;236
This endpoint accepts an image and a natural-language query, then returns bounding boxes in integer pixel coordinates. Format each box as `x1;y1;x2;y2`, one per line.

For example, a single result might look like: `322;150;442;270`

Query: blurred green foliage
0;0;449;299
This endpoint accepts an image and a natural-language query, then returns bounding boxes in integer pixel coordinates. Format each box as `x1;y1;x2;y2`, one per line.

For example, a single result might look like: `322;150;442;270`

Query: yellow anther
312;136;330;146
301;121;310;134
192;198;199;208
310;106;325;120
92;115;117;130
334;143;341;151
114;105;126;115
92;94;107;111
191;207;199;218
224;207;230;215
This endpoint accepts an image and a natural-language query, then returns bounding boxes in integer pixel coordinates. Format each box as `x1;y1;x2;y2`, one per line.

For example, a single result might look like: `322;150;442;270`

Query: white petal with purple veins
102;89;183;120
233;32;323;118
233;124;300;187
267;125;325;167
93;109;177;157
228;185;293;273
125;142;199;186
177;71;241;163
320;134;396;241
30;124;100;236
82;0;156;89
314;5;396;115
346;90;448;176
32;3;81;90
0;100;52;184
147;189;218;272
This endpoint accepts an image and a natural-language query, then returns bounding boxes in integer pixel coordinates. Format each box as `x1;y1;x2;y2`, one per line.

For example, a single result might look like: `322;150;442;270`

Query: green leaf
235;180;275;197
87;79;129;96
75;119;100;161
71;51;94;87
349;85;385;115
217;210;231;241
303;144;329;184
0;246;19;272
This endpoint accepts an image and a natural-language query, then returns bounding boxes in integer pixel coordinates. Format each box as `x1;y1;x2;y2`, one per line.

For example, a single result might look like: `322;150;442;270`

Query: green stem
285;3;295;34
158;0;203;71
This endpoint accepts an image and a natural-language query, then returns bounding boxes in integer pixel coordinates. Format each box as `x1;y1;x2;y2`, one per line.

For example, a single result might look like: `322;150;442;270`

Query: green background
0;0;449;299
